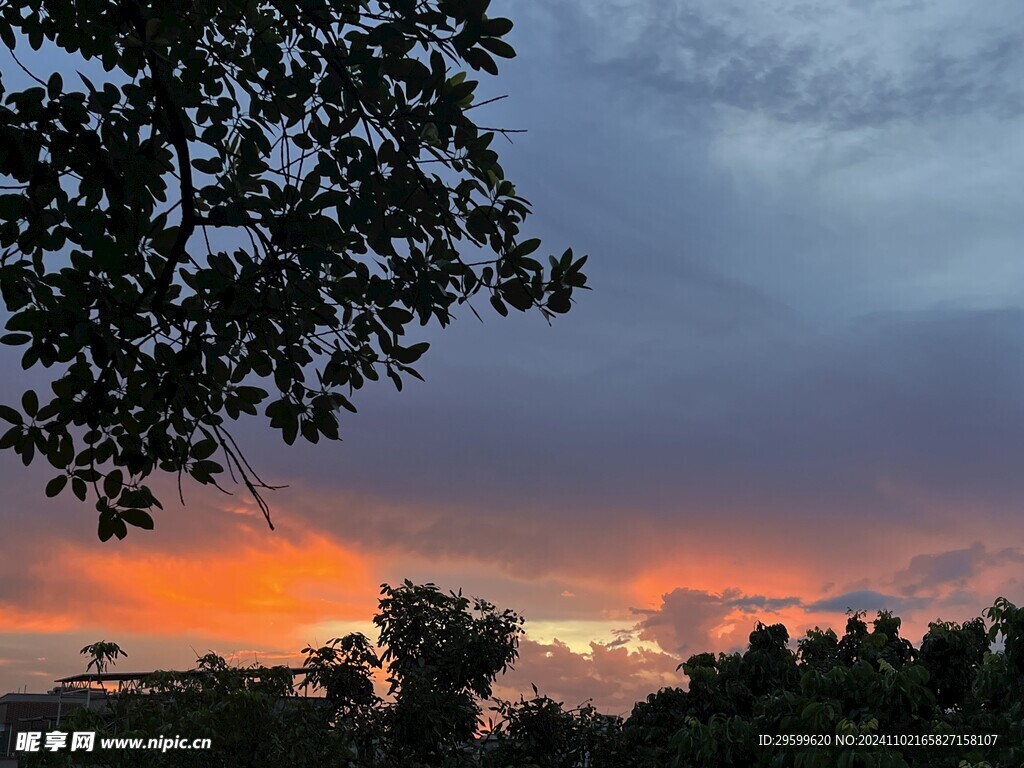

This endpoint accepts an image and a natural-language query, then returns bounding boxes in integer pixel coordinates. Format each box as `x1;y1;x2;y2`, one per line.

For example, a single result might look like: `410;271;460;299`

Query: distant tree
666;604;1024;768
299;631;380;721
79;640;128;678
985;596;1024;694
24;597;1024;768
485;690;625;768
676;651;753;720
25;650;327;768
740;621;798;697
918;617;987;710
618;686;689;768
0;0;588;539
24;580;524;768
374;580;524;765
797;626;840;673
837;609;872;667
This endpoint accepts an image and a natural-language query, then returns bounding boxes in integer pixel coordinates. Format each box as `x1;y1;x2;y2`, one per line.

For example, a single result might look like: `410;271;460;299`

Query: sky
3;0;1024;716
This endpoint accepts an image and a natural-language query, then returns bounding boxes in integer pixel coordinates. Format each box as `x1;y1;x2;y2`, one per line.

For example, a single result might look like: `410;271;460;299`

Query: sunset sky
4;0;1024;716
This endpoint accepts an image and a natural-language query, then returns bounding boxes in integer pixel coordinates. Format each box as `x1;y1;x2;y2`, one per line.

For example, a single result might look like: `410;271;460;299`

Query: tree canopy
29;580;526;768
0;0;588;539
23;591;1024;768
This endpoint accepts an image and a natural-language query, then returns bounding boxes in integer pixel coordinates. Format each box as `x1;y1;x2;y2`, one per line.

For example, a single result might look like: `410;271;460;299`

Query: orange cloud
3;525;380;645
0;606;78;634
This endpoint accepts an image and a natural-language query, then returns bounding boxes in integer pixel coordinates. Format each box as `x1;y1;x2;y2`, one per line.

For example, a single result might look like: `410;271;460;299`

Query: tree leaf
0;406;22;425
120;508;154;530
45;475;68;498
21;390;38;417
103;470;123;499
479;37;515;59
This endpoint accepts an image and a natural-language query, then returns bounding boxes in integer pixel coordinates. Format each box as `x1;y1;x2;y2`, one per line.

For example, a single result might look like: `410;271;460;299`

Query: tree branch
120;0;198;320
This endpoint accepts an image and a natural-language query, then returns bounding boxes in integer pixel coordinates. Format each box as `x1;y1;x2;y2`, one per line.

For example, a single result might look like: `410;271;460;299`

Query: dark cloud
724;592;803;612
632;587;802;656
261;304;1024;536
806;589;926;615
892;543;1024;596
536;0;1024;128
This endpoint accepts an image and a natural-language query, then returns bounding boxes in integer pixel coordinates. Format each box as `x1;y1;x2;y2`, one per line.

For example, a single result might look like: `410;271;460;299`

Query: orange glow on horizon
7;529;380;644
0;605;78;634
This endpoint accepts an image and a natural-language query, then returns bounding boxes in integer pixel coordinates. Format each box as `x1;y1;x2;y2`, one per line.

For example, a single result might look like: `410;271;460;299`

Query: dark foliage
23;592;1024;768
0;0;587;537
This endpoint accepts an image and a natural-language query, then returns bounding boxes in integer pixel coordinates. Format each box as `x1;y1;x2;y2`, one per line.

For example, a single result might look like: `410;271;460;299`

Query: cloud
0;523;379;642
806;589;926;616
320;306;1024;530
547;0;1024;128
887;543;1024;609
494;638;681;716
501;0;1024;329
893;543;987;595
632;587;801;657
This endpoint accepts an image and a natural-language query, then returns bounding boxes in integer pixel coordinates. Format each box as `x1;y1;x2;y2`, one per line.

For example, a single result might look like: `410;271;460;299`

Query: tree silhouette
25;597;1024;768
0;0;588;539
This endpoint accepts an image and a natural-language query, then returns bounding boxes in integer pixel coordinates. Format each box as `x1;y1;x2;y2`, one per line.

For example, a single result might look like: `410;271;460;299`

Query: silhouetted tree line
23;585;1024;767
